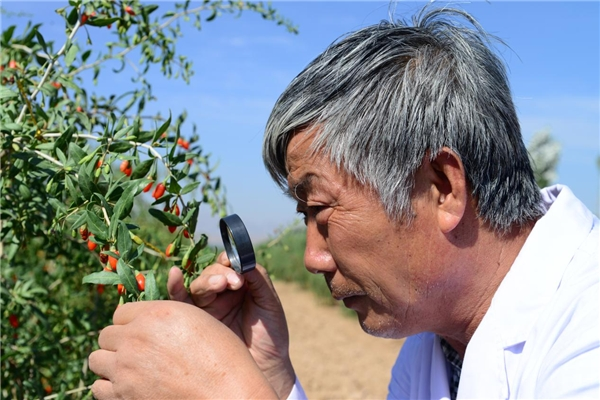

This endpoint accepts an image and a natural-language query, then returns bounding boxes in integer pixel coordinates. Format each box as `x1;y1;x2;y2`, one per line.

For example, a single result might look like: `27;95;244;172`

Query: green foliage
528;130;561;188
0;1;295;397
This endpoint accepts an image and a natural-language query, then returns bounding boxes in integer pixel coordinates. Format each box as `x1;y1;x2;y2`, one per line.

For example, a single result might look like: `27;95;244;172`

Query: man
89;7;599;399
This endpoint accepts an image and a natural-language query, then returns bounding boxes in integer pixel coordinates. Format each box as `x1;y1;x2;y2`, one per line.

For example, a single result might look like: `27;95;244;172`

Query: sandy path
274;281;404;400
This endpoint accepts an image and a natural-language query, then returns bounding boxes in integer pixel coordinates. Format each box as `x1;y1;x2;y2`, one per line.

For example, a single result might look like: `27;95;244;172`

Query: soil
274;280;405;400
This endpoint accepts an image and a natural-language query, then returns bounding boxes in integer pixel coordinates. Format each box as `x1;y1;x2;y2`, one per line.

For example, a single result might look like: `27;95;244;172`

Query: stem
101;207;111;226
16;19;83;124
68;4;216;77
42;132;170;175
43;385;91;400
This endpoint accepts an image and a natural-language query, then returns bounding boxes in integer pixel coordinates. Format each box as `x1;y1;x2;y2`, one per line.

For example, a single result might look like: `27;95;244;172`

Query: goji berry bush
0;1;295;398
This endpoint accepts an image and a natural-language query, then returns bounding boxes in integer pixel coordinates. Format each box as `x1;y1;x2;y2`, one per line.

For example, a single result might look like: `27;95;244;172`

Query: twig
68;4;216;77
16;18;83;124
43;385;92;400
101;207;111;226
43;132;170;175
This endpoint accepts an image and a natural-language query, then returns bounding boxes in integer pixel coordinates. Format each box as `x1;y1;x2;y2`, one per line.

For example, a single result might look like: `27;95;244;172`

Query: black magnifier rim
219;214;256;274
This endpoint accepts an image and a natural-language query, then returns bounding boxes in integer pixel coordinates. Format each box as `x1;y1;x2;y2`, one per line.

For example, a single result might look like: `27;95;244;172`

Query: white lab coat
387;185;599;399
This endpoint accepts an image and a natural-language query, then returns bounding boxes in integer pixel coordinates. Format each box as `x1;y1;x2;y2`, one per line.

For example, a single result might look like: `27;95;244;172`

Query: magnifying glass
219;214;256;274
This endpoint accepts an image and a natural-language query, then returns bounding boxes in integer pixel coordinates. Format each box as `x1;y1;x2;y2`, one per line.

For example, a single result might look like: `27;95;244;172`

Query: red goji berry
183;229;190;238
120;160;132;177
117;284;126;296
168;226;176;234
108;250;119;271
97;284;105;295
9;314;18;328
51;82;61;89
8;60;17;69
79;226;89;241
125;5;136;16
87;235;97;251
143;180;154;193
152;183;166;199
136;273;145;291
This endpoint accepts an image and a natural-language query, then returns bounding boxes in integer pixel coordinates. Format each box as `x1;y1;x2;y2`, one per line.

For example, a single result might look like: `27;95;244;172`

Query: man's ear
427;147;468;233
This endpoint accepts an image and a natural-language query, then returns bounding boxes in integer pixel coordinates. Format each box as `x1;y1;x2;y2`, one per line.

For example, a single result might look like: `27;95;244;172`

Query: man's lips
332;292;364;301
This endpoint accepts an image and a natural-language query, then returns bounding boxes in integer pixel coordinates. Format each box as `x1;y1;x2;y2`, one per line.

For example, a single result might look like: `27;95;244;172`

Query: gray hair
262;7;542;233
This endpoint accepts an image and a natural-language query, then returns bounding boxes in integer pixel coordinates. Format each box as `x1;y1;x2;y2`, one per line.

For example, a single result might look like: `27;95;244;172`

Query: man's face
286;129;449;339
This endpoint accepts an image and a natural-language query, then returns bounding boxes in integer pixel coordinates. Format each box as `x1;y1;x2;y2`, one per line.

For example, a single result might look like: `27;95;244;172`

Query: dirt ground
274;281;404;400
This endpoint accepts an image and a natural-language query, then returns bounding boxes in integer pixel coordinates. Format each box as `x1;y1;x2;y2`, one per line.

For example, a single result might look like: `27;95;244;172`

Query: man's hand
168;252;296;398
89;300;277;399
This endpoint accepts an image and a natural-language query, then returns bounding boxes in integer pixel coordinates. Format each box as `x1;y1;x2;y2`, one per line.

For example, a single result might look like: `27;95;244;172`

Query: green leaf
66;7;78;26
117;259;139;295
93;193;113;219
117;221;132;257
108;141;133;153
85;210;108;241
130;159;153;180
70;211;87;231
65;174;80;201
134;130;154;143
144;271;160;300
152;112;171;142
180;181;200;195
86;17;119;27
82;271;121;285
54;126;75;154
77;110;91;132
148;208;183;226
187;234;208;263
48;198;67;213
77;164;94;199
68;142;87;164
195;250;217;267
64;42;79;67
112;183;136;220
34;30;48;54
168;178;181;195
0;86;18;100
3;122;22;131
144;4;159;15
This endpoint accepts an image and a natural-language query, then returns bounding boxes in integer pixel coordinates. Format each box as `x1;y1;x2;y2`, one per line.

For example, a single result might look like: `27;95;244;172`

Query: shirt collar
485;184;595;347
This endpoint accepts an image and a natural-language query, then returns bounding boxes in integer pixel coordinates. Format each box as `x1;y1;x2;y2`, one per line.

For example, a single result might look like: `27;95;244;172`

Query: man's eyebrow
285;173;317;201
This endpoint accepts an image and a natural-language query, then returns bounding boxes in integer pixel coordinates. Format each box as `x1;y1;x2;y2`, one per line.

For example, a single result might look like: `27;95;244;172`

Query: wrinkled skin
89;300;277;399
168;252;296;398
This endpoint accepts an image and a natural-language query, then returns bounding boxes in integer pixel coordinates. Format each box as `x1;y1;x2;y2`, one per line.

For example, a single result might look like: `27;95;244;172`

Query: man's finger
97;325;122;351
91;379;116;400
237;264;282;312
217;250;230;266
89;349;117;381
112;301;149;325
167;267;193;304
189;271;242;307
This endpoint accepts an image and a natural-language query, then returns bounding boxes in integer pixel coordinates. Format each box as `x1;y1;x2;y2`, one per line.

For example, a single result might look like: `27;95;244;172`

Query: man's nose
304;221;336;274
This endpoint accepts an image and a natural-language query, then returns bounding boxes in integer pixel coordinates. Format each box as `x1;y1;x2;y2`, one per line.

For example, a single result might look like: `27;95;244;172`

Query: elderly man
89;7;599;399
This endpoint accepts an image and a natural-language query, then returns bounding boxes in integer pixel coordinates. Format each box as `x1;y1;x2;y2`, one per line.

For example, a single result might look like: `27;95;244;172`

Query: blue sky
2;1;599;244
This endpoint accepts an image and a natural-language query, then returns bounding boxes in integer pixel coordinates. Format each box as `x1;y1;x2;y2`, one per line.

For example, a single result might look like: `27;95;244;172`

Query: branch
43;385;91;400
42;132;170;175
16;19;83;124
68;4;214;77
